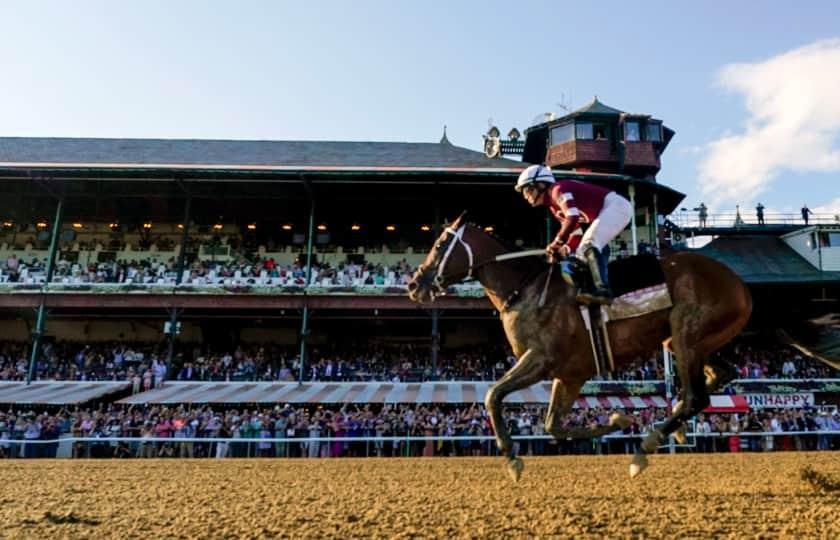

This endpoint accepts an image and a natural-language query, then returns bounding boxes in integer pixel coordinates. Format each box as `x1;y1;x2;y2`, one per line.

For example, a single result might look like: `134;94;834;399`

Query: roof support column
629;183;638;256
27;195;64;385
298;190;316;384
430;308;441;380
165;195;192;369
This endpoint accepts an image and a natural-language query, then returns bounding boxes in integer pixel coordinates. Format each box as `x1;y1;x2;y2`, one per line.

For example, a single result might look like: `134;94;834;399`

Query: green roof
0;137;525;175
697;235;840;284
572;97;624;116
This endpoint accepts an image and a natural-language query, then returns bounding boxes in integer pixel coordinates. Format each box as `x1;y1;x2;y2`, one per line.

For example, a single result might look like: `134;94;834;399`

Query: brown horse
407;215;754;481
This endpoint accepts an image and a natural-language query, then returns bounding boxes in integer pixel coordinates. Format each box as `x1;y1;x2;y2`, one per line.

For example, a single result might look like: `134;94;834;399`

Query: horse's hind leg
485;348;547;482
704;355;738;391
631;306;710;478
672;356;738;444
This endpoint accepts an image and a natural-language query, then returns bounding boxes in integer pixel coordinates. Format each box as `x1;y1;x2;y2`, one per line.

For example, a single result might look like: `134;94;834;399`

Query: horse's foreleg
546;379;631;442
545;379;580;439
485;349;546;482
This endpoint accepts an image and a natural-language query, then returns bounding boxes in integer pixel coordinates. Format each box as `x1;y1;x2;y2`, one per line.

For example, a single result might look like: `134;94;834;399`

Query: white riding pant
575;192;633;257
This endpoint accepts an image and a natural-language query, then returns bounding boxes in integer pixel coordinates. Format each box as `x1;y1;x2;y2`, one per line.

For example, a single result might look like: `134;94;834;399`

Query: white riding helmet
515;164;556;192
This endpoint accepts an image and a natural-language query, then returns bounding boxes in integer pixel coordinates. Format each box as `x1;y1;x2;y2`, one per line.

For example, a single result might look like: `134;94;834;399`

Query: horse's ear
451;210;467;229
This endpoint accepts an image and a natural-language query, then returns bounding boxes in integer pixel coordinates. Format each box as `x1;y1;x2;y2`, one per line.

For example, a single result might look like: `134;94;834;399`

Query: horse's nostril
407;281;418;292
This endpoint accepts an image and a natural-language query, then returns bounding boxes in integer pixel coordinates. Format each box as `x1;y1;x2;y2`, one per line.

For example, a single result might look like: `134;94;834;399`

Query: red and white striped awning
703;394;750;413
0;381;130;405
117;381;670;407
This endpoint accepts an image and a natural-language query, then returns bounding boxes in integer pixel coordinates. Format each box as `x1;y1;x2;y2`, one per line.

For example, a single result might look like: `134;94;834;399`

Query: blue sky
3;1;840;218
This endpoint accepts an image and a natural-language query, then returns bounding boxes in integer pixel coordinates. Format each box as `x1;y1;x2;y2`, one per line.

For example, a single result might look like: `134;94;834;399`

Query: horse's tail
777;313;840;371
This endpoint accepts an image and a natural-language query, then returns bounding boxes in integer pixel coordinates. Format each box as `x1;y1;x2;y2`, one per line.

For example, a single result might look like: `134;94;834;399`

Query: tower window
624;121;640;141
593;123;608;140
575;122;593;140
646;122;662;142
550;122;574;144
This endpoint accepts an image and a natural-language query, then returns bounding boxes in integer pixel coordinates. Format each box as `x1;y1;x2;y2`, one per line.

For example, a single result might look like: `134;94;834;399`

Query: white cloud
813;197;840;220
698;39;840;208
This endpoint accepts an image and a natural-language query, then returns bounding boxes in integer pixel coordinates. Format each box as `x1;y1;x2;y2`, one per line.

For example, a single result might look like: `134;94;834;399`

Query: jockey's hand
545;239;570;263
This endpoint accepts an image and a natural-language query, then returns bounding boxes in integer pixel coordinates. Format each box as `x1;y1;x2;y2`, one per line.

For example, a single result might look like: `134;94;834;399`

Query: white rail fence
4;431;838;458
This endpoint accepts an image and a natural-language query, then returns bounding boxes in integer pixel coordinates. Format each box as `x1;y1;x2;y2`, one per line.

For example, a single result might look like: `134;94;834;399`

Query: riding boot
576;247;613;305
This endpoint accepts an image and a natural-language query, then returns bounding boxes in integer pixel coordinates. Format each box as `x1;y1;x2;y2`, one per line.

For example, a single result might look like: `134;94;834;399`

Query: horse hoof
629;452;648;479
673;425;687;445
609;412;632;430
506;457;524;483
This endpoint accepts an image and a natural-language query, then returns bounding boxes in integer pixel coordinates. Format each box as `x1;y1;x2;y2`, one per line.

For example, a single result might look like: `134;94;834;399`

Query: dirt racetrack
1;452;838;539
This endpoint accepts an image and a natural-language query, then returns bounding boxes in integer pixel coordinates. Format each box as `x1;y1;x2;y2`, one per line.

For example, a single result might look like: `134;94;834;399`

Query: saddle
559;254;673;375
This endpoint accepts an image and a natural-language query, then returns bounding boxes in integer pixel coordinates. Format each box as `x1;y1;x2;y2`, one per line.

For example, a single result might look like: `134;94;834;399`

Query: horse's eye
435;243;442;250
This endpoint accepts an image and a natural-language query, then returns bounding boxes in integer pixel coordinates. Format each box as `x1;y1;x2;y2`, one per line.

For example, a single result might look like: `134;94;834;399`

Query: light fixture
2;220;14;229
72;222;84;229
351;224;361;231
385;225;396;232
282;224;293;231
247;223;257;230
484;226;494;233
36;220;48;229
177;224;184;229
213;223;223;231
109;222;119;230
317;224;327;231
420;225;431;232
143;222;152;230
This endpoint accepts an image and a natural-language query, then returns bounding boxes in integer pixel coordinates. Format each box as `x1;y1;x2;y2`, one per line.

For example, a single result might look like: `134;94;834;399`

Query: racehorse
406;214;755;481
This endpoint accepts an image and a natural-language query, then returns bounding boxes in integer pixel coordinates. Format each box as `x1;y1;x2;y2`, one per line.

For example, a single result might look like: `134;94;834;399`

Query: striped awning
704;395;750;413
117;381;670;407
673;395;751;413
0;381;130;405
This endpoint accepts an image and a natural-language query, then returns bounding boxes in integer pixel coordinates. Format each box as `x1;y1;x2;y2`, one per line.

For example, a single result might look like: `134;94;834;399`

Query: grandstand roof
0;137;525;175
116;381;670;407
0;381;129;405
0;136;687;214
697;235;840;284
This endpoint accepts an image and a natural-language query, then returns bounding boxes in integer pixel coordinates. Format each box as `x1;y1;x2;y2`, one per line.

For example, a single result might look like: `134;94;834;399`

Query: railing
670;210;839;229
0;280;486;296
4;431;838;459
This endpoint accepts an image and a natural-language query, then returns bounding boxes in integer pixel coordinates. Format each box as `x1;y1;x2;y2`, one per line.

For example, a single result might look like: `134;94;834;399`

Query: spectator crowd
1;253;429;289
2;339;836;385
1;403;837;460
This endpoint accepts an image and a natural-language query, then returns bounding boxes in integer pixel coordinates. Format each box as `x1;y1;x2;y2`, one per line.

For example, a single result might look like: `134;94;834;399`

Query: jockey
515;164;633;305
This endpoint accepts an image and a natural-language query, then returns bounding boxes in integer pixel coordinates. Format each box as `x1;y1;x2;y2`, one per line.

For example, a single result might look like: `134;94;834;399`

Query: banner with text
746;393;815;409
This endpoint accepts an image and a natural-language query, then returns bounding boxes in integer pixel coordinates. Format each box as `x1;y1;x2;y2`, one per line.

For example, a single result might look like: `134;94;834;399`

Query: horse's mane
464;222;546;278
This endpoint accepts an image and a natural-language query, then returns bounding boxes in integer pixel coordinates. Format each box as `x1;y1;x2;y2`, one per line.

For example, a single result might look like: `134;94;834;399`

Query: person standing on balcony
756;203;765;225
801;204;813;225
694;203;708;227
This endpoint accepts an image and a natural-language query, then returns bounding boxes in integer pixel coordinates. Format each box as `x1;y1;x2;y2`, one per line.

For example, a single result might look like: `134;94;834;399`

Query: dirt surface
1;453;838;539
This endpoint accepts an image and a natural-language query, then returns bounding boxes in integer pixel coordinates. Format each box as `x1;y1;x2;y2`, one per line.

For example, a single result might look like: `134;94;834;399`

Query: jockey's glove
545;239;570;262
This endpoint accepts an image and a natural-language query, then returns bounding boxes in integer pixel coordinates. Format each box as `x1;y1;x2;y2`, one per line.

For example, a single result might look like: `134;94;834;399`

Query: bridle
424;223;541;302
429;224;474;296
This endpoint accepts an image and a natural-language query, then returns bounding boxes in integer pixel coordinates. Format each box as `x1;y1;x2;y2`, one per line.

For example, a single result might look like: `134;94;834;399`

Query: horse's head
407;212;475;303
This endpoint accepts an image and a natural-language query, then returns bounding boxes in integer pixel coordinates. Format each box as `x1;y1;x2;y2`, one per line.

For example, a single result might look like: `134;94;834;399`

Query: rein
500;264;550;312
433;226;549;311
